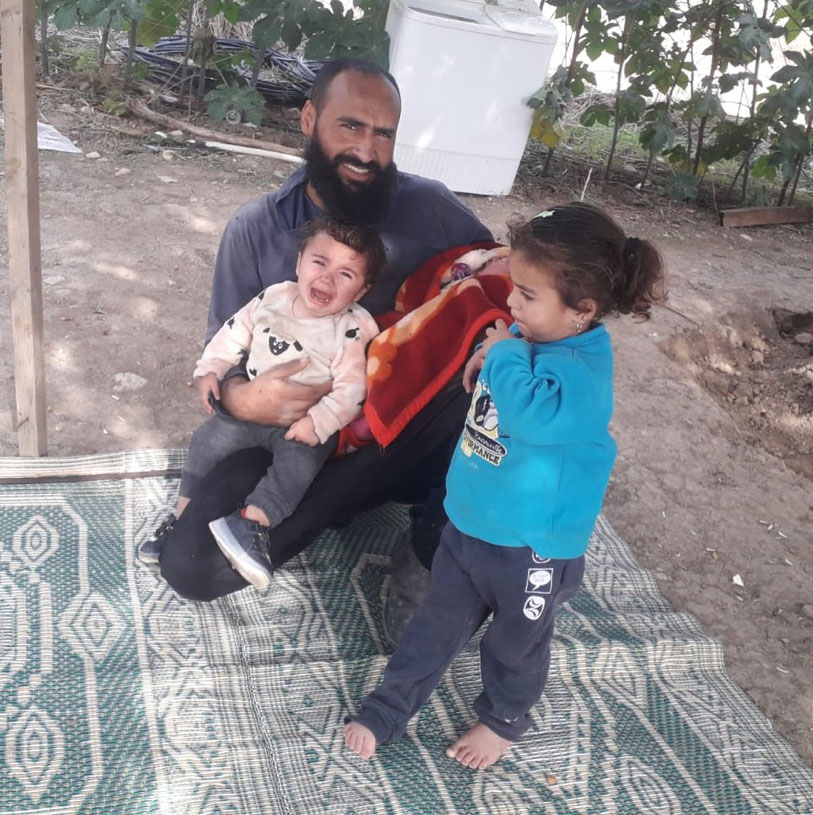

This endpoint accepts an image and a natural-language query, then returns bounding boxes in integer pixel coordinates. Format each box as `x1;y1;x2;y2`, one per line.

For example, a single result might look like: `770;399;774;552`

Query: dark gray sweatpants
180;413;336;527
350;522;585;743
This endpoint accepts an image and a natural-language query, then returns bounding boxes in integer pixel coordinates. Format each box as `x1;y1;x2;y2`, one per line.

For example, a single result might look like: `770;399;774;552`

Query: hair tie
625;236;640;263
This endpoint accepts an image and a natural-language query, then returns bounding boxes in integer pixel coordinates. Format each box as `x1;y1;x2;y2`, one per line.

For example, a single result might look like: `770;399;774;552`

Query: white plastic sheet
0;115;82;153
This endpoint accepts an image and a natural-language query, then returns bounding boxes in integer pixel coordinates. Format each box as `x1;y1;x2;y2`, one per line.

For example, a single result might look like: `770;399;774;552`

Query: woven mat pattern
0;450;811;815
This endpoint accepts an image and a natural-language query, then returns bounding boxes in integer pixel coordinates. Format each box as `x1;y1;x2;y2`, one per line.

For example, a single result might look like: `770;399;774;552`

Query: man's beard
304;134;397;225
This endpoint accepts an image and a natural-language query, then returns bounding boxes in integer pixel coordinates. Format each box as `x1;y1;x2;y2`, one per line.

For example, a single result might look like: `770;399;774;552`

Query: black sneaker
209;510;274;589
137;513;177;567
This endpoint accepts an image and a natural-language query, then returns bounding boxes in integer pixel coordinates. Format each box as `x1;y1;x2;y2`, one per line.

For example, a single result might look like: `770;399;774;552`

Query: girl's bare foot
344;721;377;760
445;723;512;769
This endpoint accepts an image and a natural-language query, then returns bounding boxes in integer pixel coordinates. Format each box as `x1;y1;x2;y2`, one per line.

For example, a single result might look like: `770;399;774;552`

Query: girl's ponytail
615;236;665;321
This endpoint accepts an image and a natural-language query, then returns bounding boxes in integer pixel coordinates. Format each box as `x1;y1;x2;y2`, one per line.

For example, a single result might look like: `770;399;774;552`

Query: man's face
301;70;401;223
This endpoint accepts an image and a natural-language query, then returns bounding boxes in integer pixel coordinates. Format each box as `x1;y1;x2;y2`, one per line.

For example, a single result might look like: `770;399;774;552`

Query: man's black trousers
160;381;471;602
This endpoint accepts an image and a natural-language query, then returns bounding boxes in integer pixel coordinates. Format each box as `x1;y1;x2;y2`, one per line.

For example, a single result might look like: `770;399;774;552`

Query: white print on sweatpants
523;595;547;620
526;568;553;594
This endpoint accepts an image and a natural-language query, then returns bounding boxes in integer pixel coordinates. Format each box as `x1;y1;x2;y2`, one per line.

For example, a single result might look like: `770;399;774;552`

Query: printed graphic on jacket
460;380;507;466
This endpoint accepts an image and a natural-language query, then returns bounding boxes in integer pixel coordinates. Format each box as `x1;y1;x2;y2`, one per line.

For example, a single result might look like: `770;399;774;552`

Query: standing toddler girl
344;202;665;769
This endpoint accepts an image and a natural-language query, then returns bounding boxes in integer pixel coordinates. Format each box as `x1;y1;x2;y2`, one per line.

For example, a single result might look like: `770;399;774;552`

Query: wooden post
2;0;47;455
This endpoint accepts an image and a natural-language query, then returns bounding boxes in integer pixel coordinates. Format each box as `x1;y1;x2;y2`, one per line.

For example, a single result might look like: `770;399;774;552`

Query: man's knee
159;552;217;602
158;530;242;602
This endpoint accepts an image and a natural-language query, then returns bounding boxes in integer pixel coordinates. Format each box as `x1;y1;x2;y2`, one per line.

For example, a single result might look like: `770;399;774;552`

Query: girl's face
505;250;594;343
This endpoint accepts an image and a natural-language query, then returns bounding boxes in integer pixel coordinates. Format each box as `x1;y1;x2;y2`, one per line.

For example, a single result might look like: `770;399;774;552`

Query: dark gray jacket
206;165;493;343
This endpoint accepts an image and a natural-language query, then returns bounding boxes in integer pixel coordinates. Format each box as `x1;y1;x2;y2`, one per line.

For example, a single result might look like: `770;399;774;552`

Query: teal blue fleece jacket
444;324;617;558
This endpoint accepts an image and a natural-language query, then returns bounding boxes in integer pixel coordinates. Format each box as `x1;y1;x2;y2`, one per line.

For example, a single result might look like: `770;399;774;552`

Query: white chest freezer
386;0;557;195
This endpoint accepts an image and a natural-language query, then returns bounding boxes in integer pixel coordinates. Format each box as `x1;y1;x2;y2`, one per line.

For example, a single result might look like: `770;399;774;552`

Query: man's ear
301;100;316;138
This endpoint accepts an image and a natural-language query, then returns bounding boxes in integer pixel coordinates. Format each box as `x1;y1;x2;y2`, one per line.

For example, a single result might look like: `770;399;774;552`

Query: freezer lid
485;2;558;38
395;0;558;36
399;0;489;24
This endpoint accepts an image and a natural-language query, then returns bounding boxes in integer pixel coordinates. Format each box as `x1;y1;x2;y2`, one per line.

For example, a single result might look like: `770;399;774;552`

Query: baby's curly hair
509;203;666;321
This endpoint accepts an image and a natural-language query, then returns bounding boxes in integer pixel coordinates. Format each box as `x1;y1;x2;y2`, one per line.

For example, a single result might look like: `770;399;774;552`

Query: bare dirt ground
1;95;811;768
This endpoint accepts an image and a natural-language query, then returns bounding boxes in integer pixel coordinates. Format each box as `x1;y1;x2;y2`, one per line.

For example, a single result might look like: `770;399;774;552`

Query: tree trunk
543;0;588;176
640;152;654;188
566;0;589;83
197;1;212;98
687;58;694;171
543;146;556;176
693;2;725;176
639;32;695;189
605;15;631;181
777;174;791;207
99;14;113;69
724;151;748;202
787;115;812;206
125;19;138;80
40;3;49;78
180;0;194;98
741;0;769;202
251;45;263;87
786;156;803;206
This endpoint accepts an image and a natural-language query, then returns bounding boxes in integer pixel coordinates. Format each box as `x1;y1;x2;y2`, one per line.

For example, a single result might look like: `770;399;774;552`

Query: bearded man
143;58;493;644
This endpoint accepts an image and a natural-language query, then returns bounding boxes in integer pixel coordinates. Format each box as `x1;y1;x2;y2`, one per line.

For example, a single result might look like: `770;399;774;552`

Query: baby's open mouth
310;287;332;305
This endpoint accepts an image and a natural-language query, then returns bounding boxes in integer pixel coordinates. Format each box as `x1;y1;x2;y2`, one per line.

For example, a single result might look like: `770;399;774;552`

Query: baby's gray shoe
209;510;274;589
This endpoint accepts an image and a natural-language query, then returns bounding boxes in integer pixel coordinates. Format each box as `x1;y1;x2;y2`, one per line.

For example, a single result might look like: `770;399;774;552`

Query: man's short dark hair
301;216;387;284
309;58;400;112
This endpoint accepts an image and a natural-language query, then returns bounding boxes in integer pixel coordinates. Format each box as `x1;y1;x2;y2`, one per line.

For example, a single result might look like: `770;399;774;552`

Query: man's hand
463;320;514;393
284;415;321;447
219;359;332;426
462;348;485;393
481;319;513;354
196;373;220;414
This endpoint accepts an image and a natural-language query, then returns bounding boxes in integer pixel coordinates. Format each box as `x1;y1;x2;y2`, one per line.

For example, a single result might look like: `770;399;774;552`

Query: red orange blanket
340;242;511;451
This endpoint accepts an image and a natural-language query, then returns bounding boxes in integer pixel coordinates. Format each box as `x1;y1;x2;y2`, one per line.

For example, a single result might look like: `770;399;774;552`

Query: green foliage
639;106;677;156
528;66;574;148
48;0;143;30
773;1;813;44
751;153;779;180
771;50;813;108
664;143;690;169
43;0;813;204
235;0;389;66
719;70;753;93
703;119;764;164
581;90;646;129
304;1;389;64
666;172;700;201
102;95;129;116
695;89;725;119
205;84;266;125
46;0;390;69
138;0;185;47
746;184;773;206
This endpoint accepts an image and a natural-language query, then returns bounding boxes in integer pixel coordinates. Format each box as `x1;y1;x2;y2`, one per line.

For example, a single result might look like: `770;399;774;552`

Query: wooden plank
719;206;812;228
1;0;47;455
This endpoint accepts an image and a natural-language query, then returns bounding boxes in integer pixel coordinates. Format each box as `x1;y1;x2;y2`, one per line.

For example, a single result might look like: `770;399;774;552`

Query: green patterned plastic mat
0;450;811;815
